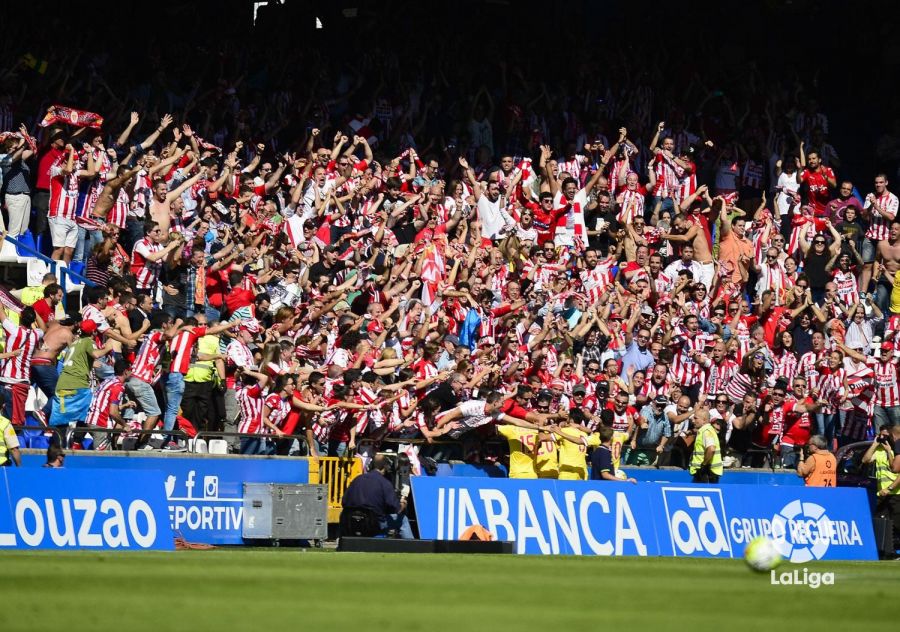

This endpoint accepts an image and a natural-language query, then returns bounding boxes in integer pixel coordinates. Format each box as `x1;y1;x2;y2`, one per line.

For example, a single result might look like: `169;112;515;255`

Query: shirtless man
31;319;77;421
874;219;900;313
91;164;141;222
102;287;148;357
149;163;207;238
661;211;715;289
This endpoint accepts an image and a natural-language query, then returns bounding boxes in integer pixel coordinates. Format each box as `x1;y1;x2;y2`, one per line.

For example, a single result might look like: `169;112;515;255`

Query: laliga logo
662;489;732;557
770;500;831;563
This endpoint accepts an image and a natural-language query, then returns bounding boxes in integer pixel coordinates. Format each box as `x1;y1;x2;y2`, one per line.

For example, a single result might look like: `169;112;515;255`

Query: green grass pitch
1;550;895;631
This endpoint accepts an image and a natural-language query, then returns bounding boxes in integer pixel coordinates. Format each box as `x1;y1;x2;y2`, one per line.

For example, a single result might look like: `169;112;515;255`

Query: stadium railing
17;424;190;449
308;456;365;523
2;234;96;309
191;430;312;453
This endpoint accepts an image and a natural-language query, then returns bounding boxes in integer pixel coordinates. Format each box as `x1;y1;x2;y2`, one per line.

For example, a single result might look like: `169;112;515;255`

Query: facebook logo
661;488;732;558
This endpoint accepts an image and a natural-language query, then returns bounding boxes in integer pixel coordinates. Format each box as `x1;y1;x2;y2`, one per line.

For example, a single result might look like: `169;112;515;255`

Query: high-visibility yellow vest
20;286;45;306
0;415;12;466
874;448;899;494
690;423;723;475
185;335;220;383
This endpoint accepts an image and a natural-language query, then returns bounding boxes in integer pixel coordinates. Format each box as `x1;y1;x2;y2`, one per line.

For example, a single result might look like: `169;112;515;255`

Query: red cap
550;379;565;390
882;341;894;351
79;320;97;335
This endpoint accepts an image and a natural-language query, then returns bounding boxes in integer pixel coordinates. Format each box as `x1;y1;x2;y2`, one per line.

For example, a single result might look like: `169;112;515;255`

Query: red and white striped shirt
669;329;710;385
652;154;679;198
237;384;265;434
797;350;826;392
864;191;899;242
226;340;255;370
616;187;646;225
263;393;291;432
81;303;110;334
640;379;670;401
772;351;799;385
131;330;165;384
413;358;438;383
169;326;208;374
832;269;859;306
107;188;129;229
818;367;845;415
867;357;900;407
580;265;613;304
703;358;739;395
557;155;588;182
130;238;163;290
48;158;79;220
85;377;125;428
674;161;698;206
354;386;385;435
0;319;43;383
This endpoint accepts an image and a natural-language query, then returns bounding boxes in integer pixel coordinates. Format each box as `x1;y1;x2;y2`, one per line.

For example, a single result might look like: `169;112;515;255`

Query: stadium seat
13;231;37;257
0;240;20;263
208;439;229;454
26;257;51;286
68;261;85;277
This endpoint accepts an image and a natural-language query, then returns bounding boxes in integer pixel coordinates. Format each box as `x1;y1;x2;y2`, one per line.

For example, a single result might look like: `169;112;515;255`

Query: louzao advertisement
0;468;173;550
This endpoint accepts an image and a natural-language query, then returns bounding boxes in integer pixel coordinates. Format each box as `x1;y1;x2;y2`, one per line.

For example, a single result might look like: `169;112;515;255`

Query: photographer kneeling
341;454;413;539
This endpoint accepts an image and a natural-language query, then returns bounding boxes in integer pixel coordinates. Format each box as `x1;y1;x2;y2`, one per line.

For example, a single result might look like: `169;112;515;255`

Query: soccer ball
743;536;783;572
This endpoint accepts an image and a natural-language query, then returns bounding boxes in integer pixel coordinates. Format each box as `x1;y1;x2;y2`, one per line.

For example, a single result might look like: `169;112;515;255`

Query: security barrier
308;456;364;523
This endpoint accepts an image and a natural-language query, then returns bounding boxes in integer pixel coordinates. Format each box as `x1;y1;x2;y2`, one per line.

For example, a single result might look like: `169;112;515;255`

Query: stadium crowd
1;2;900;484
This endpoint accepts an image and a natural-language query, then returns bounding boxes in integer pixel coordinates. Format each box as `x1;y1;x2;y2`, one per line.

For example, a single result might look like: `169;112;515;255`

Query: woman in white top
774;155;802;217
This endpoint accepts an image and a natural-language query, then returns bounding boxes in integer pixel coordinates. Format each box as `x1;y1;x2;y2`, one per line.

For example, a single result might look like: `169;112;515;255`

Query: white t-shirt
776;172;801;216
477;196;514;240
709;409;735;443
445;399;506;438
665;404;690;436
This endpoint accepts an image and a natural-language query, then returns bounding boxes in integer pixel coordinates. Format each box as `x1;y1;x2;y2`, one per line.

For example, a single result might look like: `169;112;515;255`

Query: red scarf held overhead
39;105;104;129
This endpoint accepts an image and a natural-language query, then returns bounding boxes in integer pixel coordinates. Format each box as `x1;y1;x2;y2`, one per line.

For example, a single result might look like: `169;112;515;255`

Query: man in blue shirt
620;308;655;384
590;427;637;482
342;455;413;538
630;396;673;465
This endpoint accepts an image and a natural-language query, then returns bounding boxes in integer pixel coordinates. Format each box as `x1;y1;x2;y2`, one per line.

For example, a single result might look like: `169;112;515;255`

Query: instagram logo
203;476;219;499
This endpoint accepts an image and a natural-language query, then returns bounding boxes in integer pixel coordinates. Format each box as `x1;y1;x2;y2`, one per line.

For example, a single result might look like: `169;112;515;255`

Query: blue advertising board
21;454;310;545
411;477;877;561
0;468;173;550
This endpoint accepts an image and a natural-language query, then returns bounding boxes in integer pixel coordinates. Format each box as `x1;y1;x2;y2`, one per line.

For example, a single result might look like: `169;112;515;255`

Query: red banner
39;105;104;129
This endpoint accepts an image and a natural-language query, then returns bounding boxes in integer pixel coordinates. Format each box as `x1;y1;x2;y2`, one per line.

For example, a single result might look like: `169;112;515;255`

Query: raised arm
116;112;140;147
138;114;174;151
